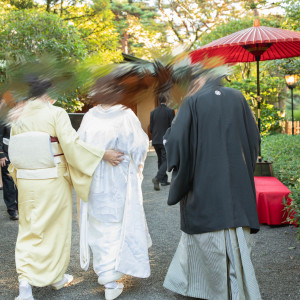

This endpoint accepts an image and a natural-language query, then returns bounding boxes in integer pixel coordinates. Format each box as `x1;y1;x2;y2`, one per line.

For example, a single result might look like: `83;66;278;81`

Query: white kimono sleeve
124;109;149;175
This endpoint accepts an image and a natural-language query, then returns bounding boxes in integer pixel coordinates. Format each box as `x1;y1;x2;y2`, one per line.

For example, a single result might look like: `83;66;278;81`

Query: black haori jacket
164;84;261;235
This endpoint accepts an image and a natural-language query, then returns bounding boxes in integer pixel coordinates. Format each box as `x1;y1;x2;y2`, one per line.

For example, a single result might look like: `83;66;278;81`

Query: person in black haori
150;94;175;191
163;78;262;300
0;122;18;220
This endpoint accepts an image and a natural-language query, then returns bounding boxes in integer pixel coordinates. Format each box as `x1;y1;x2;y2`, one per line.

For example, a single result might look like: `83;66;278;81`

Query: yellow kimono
8;99;104;287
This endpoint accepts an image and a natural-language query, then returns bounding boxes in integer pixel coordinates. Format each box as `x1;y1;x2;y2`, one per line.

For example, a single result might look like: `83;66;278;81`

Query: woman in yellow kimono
7;79;123;300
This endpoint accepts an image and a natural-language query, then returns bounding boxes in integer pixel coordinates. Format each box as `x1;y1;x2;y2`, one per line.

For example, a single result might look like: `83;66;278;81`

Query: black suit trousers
1;158;18;212
154;144;168;183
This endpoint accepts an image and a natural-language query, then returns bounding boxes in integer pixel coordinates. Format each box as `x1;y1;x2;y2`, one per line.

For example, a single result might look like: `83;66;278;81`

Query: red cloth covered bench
254;176;296;225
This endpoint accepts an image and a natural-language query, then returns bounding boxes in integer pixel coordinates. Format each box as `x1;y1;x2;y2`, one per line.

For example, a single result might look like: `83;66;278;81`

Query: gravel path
0;153;299;300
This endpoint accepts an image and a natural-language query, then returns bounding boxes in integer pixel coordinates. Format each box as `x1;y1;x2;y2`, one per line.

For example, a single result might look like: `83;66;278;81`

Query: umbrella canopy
191;19;300;63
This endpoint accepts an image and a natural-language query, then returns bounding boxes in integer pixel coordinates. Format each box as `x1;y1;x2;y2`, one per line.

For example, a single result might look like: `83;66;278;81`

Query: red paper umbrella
191;19;300;63
191;19;300;159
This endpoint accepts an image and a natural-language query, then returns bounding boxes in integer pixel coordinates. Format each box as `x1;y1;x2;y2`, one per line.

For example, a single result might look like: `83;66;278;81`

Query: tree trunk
121;32;129;54
60;0;63;16
240;62;251;80
247;0;260;17
46;0;51;12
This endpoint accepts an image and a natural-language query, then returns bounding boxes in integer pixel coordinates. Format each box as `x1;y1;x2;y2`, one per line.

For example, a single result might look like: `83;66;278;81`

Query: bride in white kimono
78;104;152;300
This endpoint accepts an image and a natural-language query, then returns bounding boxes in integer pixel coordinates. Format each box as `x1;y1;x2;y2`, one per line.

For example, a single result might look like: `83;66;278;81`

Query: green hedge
261;134;300;232
294;110;300;121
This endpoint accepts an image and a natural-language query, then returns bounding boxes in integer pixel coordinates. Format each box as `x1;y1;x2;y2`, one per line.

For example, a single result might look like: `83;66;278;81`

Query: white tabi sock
19;280;33;298
104;281;124;289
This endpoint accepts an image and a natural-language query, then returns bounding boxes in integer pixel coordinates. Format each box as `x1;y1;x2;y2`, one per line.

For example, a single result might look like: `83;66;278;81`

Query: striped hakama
163;227;261;300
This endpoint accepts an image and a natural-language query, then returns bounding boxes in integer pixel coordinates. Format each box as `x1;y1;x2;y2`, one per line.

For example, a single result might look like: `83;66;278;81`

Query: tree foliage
0;10;87;60
157;0;244;49
0;10;88;111
110;0;167;58
0;2;122;111
199;17;282;47
281;0;300;31
225;77;285;136
63;2;121;58
10;0;36;9
0;0;298;113
156;0;280;49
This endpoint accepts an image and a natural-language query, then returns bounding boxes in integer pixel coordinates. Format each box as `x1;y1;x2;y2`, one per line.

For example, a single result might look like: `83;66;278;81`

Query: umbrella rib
263;42;294;60
226;28;250;45
214;32;238;47
262;27;273;42
263;44;273;60
226;46;240;61
267;27;300;41
276;28;299;40
235;30;248;44
255;28;260;44
277;43;292;57
280;42;296;57
228;33;242;44
281;42;300;57
240;28;254;44
263;27;277;42
239;46;252;62
266;27;287;41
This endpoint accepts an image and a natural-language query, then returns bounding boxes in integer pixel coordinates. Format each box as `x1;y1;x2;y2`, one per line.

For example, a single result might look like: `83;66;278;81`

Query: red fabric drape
254;177;297;225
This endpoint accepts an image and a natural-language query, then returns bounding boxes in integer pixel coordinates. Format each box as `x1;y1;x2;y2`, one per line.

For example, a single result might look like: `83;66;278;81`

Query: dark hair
25;74;52;98
158;94;167;104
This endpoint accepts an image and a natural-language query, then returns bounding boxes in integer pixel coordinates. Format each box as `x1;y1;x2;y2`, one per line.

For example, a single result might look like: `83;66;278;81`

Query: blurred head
89;73;124;106
25;74;52;99
186;77;206;97
158;94;167;104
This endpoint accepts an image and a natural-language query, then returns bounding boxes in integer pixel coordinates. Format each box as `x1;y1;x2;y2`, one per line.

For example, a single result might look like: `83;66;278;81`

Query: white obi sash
9;131;62;179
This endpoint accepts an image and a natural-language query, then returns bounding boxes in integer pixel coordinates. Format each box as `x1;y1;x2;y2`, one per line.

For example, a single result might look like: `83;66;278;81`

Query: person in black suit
150;94;175;191
0;123;18;220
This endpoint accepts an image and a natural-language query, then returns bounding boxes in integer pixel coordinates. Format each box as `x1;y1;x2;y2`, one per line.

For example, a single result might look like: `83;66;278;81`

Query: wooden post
285;121;300;135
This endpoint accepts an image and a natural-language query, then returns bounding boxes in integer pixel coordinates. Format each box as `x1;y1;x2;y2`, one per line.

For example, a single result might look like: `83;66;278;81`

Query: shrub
261;134;300;234
260;102;284;136
293;109;300;121
226;79;285;136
